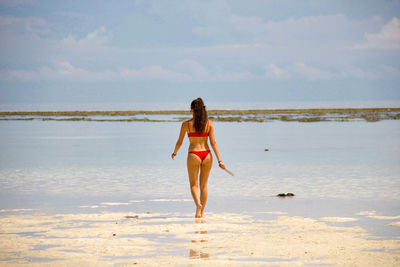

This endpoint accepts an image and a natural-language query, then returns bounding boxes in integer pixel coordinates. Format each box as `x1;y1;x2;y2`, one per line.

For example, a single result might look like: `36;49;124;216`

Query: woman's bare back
186;120;210;152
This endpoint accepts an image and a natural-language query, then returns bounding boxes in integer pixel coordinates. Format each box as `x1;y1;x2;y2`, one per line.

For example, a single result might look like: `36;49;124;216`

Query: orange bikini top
187;120;209;137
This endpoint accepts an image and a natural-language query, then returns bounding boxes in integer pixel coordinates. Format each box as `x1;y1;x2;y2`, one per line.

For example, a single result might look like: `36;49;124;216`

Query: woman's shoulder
207;119;214;130
181;120;191;128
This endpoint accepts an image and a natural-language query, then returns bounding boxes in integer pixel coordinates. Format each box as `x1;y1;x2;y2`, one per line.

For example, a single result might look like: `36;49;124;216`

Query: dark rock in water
125;215;139;219
264;148;269;151
276;193;295;197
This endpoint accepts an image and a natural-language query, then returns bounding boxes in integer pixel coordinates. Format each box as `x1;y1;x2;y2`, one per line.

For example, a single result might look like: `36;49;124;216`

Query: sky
0;0;399;107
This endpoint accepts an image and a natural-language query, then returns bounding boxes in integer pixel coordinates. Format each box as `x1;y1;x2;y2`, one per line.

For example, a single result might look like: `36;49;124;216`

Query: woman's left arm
171;122;186;160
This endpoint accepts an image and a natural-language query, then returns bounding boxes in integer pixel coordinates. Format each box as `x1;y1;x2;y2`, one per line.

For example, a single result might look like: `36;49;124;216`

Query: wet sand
0;208;399;266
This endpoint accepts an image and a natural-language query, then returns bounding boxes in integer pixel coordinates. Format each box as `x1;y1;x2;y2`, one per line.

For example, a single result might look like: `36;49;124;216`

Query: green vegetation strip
0;108;399;117
1;108;399;122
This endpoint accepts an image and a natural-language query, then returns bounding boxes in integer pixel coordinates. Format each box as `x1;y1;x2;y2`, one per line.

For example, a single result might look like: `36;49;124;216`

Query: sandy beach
0;207;399;266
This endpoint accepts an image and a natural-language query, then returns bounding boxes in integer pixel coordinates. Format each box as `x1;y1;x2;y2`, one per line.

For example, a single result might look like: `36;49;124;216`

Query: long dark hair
190;97;208;133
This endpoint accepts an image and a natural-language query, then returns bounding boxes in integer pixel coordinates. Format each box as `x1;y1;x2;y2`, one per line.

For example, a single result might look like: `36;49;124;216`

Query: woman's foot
201;207;205;218
195;204;203;218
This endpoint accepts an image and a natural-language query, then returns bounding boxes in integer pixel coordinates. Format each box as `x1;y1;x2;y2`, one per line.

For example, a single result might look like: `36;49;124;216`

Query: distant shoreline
1;107;399;115
1;107;399;122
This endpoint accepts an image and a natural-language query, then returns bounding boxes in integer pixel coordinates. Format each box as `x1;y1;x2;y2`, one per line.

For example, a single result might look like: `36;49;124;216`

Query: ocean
0;106;399;239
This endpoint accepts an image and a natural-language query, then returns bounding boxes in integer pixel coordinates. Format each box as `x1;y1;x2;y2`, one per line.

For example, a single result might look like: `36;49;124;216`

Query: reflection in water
189;249;209;259
189;230;209;259
1;120;399;207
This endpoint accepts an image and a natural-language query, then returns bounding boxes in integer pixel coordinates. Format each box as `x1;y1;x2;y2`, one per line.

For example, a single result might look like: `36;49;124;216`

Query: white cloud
175;59;255;81
214;70;254;81
354;17;400;49
61;26;112;48
265;64;290;80
120;62;254;82
39;62;119;82
175;59;209;78
55;62;75;75
119;66;189;81
0;60;255;83
289;63;341;81
191;10;367;47
54;11;94;20
0;69;38;81
0;0;34;8
262;62;397;81
0;14;48;34
0;62;191;82
340;65;380;79
190;43;271;57
377;64;400;78
0;62;118;82
2;60;398;83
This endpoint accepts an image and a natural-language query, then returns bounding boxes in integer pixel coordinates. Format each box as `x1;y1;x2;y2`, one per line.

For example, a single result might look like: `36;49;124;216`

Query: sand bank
1;107;399;122
0;210;399;266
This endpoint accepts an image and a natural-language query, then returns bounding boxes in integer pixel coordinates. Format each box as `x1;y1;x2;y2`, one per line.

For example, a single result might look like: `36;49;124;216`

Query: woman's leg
187;153;202;218
199;153;213;217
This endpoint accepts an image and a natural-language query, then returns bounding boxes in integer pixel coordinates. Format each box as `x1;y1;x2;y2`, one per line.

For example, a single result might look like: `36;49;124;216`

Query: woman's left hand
171;153;176;160
219;161;226;169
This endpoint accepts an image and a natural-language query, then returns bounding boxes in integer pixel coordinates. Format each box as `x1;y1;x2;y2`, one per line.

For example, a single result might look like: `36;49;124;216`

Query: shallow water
0;119;399;238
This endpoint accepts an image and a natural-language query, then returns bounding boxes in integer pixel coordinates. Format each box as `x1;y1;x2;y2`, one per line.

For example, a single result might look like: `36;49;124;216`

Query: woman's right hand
218;161;226;169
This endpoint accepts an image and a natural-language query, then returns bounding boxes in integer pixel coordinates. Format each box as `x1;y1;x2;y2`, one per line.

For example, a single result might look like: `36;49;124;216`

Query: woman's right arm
171;122;186;160
209;121;226;169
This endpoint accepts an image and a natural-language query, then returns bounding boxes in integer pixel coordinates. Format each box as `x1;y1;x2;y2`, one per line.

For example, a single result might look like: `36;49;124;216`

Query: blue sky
0;0;399;106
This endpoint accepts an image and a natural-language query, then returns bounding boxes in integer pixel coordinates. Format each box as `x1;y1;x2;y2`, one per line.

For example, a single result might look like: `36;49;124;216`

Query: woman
171;98;226;218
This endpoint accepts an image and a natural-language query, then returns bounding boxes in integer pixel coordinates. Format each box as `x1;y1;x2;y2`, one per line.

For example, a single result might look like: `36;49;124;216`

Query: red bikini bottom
189;150;211;162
